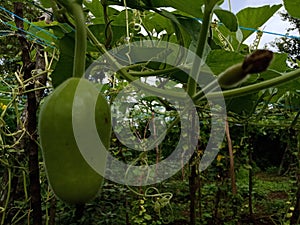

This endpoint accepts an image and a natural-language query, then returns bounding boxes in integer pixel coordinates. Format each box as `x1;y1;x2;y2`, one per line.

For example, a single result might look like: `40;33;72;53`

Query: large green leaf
176;16;201;45
214;9;238;32
206;49;244;75
236;4;282;42
88;9;131;48
146;0;205;18
268;53;289;73
88;24;126;47
39;0;52;8
163;11;203;47
29;21;73;40
84;0;119;23
226;93;258;115
84;0;104;18
51;33;75;88
143;12;174;34
155;10;194;48
204;0;224;10
256;70;281;82
211;22;249;51
107;0;206;17
284;0;300;18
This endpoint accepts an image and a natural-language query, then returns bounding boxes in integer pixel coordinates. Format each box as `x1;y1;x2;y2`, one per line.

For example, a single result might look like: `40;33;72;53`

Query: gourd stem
198;68;300;100
68;3;86;78
86;28;188;100
186;4;213;97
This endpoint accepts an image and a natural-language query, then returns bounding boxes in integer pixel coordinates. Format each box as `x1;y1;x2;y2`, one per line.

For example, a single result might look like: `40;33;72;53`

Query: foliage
271;11;300;64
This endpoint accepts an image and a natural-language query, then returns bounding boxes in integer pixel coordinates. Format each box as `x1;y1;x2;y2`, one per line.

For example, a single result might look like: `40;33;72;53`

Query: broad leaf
268;53;289;73
258;70;282;82
176;15;202;45
84;0;104;18
51;33;75;87
236;5;282;42
107;0;206;18
143;12;174;34
226;93;258;115
156;10;193;48
88;24;126;48
211;23;248;51
148;0;205;18
29;21;73;39
204;0;224;11
39;0;52;8
214;9;238;32
284;0;300;18
206;50;244;75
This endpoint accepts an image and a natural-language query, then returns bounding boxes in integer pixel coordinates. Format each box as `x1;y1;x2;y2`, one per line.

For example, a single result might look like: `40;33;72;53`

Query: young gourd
39;77;111;204
218;50;273;88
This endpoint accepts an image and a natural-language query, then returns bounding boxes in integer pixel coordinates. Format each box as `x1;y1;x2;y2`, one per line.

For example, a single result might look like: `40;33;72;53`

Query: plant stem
128;66;187;77
186;4;213;97
14;3;42;225
195;68;300;100
68;3;86;78
86;28;188;99
228;0;232;12
0;168;11;225
225;119;237;196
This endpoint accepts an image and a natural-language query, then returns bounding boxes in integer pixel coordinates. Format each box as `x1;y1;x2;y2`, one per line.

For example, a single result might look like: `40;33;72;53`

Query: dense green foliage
272;12;300;64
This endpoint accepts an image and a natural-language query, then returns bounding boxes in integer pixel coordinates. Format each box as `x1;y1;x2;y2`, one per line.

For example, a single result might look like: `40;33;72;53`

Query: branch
14;3;42;225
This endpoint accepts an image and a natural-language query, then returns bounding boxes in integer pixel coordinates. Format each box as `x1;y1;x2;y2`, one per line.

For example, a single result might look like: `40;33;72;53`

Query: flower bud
242;49;273;74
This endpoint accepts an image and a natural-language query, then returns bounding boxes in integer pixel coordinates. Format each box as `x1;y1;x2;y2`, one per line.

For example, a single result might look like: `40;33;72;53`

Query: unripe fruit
218;50;273;88
217;63;248;88
39;78;111;204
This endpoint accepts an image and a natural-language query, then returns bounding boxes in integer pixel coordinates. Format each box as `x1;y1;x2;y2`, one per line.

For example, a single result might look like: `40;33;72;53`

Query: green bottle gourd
218;50;273;89
217;62;247;88
39;77;111;204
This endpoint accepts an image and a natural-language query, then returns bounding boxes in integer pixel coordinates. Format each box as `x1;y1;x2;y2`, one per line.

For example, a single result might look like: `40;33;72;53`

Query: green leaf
259;70;282;82
151;0;204;18
176;15;202;43
39;0;52;8
284;0;300;18
51;33;75;88
160;12;203;49
204;0;224;11
143;12;174;34
214;9;238;32
169;70;189;83
111;10;134;26
226;93;258;115
115;46;169;64
29;21;73;39
156;10;193;47
144;214;152;220
211;23;249;51
244;164;252;170
88;24;126;47
268;53;289;73
206;50;244;75
236;4;282;42
84;0;104;18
